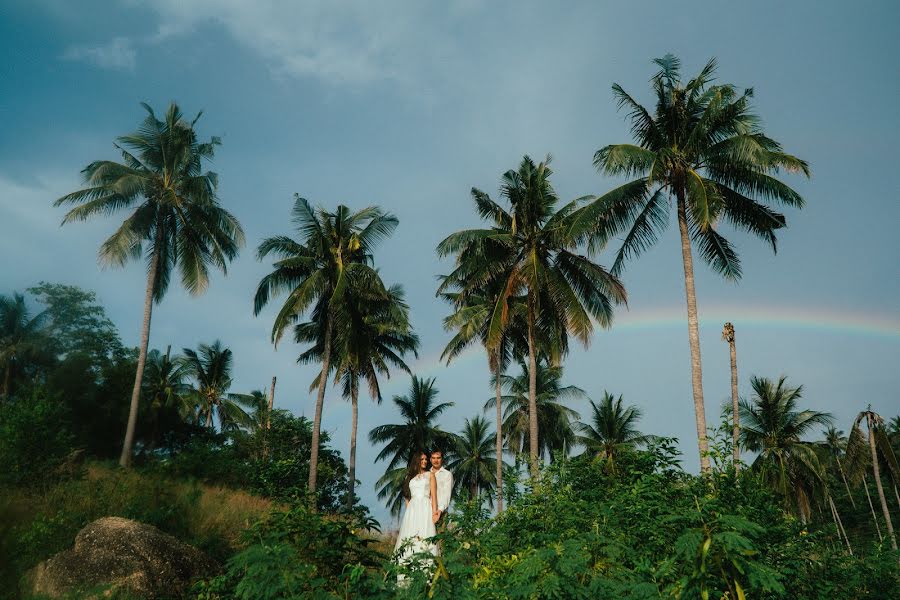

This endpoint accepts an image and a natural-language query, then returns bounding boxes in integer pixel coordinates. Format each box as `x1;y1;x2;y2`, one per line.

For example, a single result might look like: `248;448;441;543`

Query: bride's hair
401;449;428;500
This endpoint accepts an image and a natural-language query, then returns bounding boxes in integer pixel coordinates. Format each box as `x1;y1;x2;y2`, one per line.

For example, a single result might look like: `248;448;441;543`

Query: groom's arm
437;470;453;512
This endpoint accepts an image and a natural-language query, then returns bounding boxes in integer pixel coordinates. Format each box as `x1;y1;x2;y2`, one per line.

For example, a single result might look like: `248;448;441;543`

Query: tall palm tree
254;196;397;498
369;376;454;515
0;293;50;399
438;155;626;477
181;340;252;431
299;284;419;509
439;282;528;513
141;346;191;449
722;323;740;470
487;359;583;463
448;416;499;507
818;426;856;508
577;391;657;467
55;103;245;467
584;56;809;473
739;376;832;522
848;409;898;551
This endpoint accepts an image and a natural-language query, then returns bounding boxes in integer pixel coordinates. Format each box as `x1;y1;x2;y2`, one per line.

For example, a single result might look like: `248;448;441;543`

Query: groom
430;447;453;528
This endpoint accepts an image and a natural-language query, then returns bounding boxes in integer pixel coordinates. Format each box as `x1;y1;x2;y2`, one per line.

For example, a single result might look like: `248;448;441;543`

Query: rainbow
409;304;900;376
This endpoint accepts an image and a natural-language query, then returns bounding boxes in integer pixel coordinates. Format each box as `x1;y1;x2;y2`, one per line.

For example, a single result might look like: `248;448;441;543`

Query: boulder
24;516;218;599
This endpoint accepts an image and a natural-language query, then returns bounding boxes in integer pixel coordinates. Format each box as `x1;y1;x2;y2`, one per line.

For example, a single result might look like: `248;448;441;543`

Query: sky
1;0;898;524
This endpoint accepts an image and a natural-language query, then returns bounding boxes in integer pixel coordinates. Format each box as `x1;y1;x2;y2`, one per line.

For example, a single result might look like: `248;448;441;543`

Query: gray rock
24;516;218;599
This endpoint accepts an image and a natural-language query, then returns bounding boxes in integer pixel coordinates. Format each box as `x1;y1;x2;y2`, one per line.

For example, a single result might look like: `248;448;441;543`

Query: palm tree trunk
308;314;333;502
118;235;161;468
494;357;504;513
867;413;897;550
728;334;739;471
836;456;856;509
347;384;358;512
526;294;539;479
863;473;883;542
676;192;710;474
263;376;276;460
828;495;853;555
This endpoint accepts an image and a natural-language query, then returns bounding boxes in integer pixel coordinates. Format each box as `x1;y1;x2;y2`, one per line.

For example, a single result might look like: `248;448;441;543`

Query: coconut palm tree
298;284;419;509
818;426;856;508
487;359;584;463
0;293;50;399
438;155;626;477
448;416;499;507
55;103;245;467
181;340;252;432
254;196;397;498
141;346;191;449
722;323;740;470
369;376;454;515
439;282;529;513
577;392;657;467
847;409;898;551
739;376;832;522
583;56;809;473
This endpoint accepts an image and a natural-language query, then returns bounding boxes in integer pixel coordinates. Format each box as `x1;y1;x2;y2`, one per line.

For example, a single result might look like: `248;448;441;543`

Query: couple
393;447;453;560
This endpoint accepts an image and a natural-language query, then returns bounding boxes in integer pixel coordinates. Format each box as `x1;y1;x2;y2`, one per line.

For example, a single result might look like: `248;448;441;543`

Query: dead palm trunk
347;380;359;511
263;376;276;460
676;191;710;474
722;323;739;471
828;495;853;555
526;294;539;479
867;412;897;550
119;226;162;468
494;354;504;512
308;314;333;502
863;472;883;542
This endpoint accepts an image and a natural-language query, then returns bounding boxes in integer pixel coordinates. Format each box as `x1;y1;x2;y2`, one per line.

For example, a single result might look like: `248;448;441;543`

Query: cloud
62;36;136;70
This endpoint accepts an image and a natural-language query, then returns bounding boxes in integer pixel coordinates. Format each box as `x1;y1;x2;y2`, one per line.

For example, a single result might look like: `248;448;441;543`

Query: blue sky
2;0;898;523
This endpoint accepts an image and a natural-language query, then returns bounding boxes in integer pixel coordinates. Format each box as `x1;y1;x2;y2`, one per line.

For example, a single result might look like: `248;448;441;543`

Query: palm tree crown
448;416;499;507
578;392;657;464
181;340;252;431
0;293;50;398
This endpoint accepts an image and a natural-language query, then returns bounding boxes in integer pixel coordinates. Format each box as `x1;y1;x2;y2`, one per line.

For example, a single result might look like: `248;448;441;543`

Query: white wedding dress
394;473;437;560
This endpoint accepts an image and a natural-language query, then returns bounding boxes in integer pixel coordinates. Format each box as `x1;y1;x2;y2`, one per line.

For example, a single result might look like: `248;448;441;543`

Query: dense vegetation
1;54;898;598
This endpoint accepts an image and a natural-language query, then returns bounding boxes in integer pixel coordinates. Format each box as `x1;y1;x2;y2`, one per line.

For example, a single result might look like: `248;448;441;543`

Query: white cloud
62;36;136;70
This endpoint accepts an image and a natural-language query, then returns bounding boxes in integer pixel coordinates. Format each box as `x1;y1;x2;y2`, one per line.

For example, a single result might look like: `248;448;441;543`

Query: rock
24;516;218;599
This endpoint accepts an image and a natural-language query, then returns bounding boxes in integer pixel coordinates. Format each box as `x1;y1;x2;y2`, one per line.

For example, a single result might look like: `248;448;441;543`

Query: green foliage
0;388;75;486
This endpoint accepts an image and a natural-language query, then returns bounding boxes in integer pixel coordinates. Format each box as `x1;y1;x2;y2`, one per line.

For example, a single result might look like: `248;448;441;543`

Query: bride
394;450;439;562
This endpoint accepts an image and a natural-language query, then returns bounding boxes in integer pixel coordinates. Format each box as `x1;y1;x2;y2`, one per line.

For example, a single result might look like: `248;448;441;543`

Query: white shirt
432;466;453;512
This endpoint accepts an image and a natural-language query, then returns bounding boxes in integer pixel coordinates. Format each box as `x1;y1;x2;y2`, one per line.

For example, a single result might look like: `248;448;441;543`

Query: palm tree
299;284;419;509
487;359;583;463
848;409;898;551
448;416;499;507
181;340;252;431
722;323;740;470
254;196;397;498
227;388;270;432
584;56;809;473
141;346;191;449
438;155;626;477
818;426;856;508
439;282;528;513
0;293;50;399
369;376;454;515
739;376;832;522
577;392;657;467
55;103;245;467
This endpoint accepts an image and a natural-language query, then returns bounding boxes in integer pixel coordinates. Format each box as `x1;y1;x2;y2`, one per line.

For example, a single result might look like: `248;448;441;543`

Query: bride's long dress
394;473;437;561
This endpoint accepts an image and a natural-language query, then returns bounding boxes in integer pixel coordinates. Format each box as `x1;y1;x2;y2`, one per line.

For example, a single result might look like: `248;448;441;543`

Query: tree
487;359;583;463
55;102;245;467
585;56;809;473
254;196;397;499
297;284;419;509
141;346;191;450
438;155;626;477
448;416;499;507
847;409;898;551
818;426;856;508
369;376;454;515
577;391;657;467
722;322;740;470
739;376;832;521
0;293;50;399
181;341;253;431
